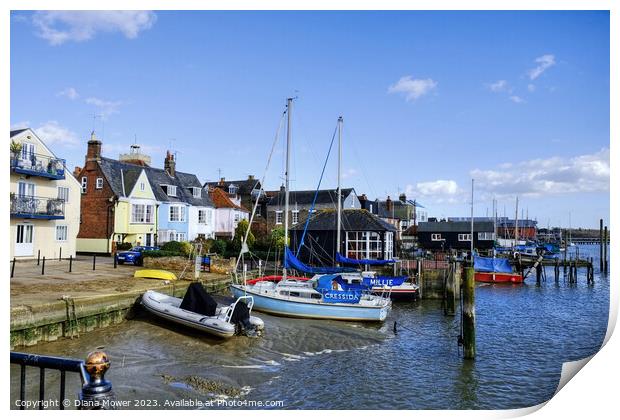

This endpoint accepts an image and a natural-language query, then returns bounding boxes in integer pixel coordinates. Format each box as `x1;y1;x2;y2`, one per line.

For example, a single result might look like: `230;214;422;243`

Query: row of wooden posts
10;252;118;278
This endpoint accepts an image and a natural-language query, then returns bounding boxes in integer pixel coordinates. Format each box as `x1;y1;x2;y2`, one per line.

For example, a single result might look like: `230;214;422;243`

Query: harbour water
10;245;609;409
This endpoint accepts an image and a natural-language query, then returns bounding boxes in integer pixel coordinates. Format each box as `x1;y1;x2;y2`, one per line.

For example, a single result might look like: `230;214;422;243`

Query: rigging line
235;107;287;274
296;120;339;256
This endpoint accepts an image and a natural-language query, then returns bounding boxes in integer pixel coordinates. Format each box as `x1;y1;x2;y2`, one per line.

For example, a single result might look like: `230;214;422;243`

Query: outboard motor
230;301;259;337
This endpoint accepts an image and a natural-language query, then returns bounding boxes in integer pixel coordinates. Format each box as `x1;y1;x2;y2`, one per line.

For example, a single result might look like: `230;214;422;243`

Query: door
145;233;152;247
15;224;34;257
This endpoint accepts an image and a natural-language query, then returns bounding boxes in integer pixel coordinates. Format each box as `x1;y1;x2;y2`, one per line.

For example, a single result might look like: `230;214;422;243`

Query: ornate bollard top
85;351;110;381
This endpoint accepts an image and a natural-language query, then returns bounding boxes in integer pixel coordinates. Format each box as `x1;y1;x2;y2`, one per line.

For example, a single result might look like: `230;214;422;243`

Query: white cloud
470;149;609;198
11;121;31;130
388;76;437;101
57;87;79;100
509;95;525;104
488;80;510;93
342;168;359;180
85;97;122;117
527;54;556;80
32;11;157;46
404;180;465;204
527;84;536;92
34;121;80;147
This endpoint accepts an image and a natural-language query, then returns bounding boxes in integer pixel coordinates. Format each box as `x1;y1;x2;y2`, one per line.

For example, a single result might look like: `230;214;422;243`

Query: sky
10;10;610;228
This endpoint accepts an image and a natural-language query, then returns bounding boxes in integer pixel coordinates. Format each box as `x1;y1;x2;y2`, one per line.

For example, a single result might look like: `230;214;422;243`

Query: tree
271;226;287;251
233;219;255;252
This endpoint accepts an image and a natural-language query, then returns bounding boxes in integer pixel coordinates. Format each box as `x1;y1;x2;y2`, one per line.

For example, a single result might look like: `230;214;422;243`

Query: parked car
116;246;159;266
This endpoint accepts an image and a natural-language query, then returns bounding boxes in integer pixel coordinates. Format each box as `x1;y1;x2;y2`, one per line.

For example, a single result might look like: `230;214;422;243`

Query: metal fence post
59;247;62;261
92;255;96;271
11;257;16;278
69;255;73;273
79;351;115;409
41;257;46;276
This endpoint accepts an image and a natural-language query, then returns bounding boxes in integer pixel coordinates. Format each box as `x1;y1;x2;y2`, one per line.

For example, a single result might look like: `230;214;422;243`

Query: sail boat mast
336;116;343;265
283;97;293;282
514;196;519;246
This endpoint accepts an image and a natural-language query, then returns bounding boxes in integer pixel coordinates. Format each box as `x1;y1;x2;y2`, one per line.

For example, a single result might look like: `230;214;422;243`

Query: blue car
116;246;158;266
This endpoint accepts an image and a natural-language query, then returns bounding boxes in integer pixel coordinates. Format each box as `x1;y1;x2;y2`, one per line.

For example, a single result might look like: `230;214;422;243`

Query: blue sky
10;11;609;228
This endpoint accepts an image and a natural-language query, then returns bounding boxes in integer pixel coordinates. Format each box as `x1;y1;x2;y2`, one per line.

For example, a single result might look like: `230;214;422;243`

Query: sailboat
230;99;391;321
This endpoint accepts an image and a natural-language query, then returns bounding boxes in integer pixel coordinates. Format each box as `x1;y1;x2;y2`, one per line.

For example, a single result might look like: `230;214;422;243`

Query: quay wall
10;276;231;348
419;264;461;300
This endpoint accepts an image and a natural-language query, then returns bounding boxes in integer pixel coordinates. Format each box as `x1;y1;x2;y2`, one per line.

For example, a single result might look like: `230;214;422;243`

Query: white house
209;187;249;239
10;128;81;259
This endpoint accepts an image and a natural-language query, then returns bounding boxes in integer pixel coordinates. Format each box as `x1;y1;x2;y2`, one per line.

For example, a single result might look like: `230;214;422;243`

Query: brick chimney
248;174;255;181
386;196;393;213
399;193;406;202
73;166;82;178
218;177;225;186
86;131;102;162
164;150;176;177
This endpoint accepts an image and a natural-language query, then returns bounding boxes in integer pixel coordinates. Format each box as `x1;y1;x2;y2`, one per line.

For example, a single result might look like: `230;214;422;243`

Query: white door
15;224;34;257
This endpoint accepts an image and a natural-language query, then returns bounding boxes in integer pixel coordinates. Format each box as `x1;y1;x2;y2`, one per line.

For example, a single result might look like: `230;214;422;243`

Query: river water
11;245;609;410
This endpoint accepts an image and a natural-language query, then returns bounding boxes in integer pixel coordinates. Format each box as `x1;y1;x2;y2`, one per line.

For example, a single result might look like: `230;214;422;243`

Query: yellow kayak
134;269;178;281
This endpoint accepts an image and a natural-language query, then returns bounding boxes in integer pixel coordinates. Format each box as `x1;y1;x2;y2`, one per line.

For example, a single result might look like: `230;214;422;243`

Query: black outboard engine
230;301;258;337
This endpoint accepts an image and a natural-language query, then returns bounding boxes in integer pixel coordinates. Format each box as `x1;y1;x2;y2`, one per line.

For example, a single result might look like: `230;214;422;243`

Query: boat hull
230;285;390;321
475;272;523;284
371;286;420;300
134;269;177;281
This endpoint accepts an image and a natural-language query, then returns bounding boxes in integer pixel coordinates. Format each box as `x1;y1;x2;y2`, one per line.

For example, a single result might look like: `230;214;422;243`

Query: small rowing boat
134;269;177;281
141;283;264;338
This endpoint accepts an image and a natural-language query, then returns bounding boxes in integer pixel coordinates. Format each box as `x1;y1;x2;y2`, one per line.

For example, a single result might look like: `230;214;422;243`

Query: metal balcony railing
10;152;66;180
10;195;65;219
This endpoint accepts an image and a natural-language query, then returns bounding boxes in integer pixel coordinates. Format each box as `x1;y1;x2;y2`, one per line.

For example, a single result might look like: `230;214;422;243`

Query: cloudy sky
10;11;609;228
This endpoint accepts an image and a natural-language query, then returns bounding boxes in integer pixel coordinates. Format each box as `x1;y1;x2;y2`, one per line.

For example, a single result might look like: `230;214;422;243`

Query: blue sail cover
284;247;356;274
336;253;396;266
474;256;513;274
362;276;407;287
316;275;362;303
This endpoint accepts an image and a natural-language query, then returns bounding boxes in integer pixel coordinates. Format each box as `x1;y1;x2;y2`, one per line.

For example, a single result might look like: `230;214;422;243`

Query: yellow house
10;128;81;260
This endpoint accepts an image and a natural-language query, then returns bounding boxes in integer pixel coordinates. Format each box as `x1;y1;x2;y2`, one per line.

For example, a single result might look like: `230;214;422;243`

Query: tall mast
514;196;519;245
283;97;293;281
336;116;343;264
470;179;474;258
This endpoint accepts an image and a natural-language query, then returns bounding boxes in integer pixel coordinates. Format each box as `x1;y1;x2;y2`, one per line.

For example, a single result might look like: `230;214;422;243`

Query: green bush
116;242;133;251
211;239;228;255
160;241;194;256
142;250;184;258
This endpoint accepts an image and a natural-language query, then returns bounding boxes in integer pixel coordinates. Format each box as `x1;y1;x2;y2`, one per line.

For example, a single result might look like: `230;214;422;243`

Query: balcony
10;152;66;180
10;195;65;220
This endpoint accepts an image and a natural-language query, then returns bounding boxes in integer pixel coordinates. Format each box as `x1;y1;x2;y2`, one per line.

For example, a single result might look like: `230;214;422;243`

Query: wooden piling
462;266;476;359
599;219;604;270
445;259;456;316
554;259;560;283
604;226;608;272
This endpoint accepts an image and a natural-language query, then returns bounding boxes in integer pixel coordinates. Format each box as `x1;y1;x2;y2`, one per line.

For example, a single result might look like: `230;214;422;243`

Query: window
81;177;87;194
18;181;35;197
228;185;238;195
169;205;186;222
346;231;383;260
198;209;207;224
192;187;201;198
458;234;472;242
21;143;35;160
56;225;68;242
385;232;394;260
131;204;154;223
140;182;145;191
169;231;176;241
175;232;186;242
275;211;283;225
57;187;69;203
478;232;495;240
162;184;177;197
292;210;299;224
431;233;443;241
96;178;104;189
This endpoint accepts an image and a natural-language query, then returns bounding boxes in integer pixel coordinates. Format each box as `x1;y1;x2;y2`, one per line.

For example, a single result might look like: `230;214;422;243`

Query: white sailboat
230;98;391;322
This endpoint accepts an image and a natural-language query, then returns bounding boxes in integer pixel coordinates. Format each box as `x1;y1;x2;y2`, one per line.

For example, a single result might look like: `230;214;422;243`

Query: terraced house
75;136;214;253
10;128;81;260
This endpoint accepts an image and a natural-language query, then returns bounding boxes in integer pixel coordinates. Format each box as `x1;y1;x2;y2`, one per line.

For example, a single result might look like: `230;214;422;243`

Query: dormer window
161;184;177;197
191;187;201;198
228;184;238;195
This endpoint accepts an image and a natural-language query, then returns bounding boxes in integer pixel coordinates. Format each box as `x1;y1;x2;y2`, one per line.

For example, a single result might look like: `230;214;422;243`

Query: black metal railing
11;351;114;410
10;152;66;179
10;195;65;219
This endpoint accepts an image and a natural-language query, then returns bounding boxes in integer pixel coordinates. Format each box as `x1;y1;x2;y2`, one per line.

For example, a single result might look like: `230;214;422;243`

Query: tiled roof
268;188;355;207
204;178;261;195
10;128;29;137
210;187;249;212
98;157;214;207
289;209;396;232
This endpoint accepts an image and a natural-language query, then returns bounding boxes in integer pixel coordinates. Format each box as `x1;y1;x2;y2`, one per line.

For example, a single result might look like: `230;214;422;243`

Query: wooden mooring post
462;265;475;359
604;225;608;273
554;258;560;283
444;258;456;316
599;219;604;271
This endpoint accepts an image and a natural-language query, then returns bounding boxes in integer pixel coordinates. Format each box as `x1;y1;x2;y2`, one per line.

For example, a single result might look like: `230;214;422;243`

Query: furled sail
336;252;396;266
284;247;356;274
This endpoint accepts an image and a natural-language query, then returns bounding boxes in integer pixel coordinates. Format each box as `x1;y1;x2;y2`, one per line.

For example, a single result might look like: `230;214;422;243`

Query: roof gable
210;187;249;212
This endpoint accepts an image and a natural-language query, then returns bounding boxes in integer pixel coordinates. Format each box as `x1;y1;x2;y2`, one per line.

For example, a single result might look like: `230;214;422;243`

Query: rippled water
11;245;609;409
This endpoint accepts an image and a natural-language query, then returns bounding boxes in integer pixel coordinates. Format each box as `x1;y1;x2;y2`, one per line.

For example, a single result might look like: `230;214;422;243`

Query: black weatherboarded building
417;220;495;251
289;209;397;267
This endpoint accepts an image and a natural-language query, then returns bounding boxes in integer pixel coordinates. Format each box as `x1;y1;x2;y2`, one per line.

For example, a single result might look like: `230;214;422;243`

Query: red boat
474;271;523;284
